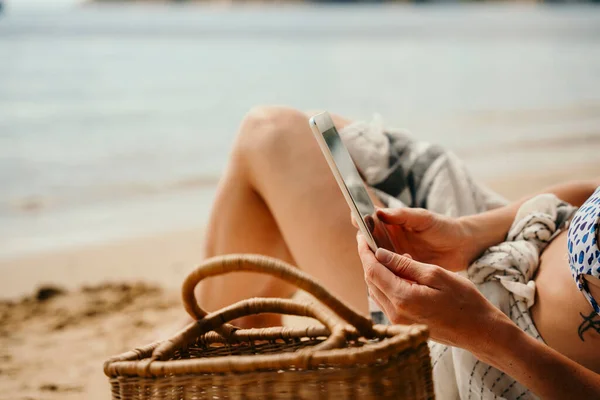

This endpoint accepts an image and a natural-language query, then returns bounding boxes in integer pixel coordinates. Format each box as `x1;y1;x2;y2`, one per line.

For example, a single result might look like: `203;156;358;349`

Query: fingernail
375;248;393;264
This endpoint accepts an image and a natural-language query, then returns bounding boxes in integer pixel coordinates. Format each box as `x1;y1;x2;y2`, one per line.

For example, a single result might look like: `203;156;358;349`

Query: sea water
1;3;600;257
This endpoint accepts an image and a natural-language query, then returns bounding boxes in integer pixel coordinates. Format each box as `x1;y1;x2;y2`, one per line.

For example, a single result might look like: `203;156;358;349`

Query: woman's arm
356;237;600;399
461;179;600;263
476;316;600;399
375;179;599;273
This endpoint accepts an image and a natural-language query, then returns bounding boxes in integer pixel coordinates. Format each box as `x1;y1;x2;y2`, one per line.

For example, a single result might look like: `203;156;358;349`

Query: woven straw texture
104;254;434;400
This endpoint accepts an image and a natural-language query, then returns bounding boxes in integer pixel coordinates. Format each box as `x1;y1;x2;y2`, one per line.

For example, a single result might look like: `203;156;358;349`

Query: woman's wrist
469;310;524;368
457;215;489;265
458;207;515;265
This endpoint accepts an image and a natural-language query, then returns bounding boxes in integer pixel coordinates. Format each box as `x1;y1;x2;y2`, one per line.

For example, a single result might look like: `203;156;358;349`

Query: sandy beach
1;161;599;400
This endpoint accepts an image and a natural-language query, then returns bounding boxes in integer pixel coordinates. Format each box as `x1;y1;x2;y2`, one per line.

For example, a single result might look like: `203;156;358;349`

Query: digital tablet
309;112;396;253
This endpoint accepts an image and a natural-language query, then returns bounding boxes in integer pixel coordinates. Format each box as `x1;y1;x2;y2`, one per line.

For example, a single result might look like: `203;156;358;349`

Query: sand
0;228;207;400
0;283;180;400
1;164;599;400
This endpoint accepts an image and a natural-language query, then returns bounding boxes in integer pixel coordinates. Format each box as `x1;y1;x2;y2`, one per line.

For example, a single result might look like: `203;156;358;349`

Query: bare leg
197;106;368;326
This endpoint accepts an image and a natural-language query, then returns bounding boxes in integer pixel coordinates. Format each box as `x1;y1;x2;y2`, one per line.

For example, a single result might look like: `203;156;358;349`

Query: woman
197;106;600;398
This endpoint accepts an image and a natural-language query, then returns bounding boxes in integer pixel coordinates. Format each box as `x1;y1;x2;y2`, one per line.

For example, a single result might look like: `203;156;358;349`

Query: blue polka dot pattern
569;186;600;315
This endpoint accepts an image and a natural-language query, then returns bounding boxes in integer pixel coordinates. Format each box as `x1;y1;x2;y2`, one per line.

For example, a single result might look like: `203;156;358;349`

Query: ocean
1;3;600;258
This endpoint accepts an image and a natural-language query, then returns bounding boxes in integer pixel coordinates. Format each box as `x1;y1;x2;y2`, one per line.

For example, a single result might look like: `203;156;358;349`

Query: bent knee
234;105;310;158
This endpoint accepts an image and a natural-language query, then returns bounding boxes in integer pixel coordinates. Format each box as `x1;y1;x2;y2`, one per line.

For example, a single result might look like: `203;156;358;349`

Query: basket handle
181;254;375;337
150;297;349;363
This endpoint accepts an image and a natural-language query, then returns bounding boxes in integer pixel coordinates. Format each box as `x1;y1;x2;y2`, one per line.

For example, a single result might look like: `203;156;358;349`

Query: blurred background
2;0;600;263
1;1;600;397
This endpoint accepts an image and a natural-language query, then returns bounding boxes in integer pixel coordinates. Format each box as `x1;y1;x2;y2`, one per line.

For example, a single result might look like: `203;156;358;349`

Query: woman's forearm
460;179;599;263
473;317;600;399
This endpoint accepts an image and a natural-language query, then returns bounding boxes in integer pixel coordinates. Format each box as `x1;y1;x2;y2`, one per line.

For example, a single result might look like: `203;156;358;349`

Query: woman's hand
374;207;479;272
357;233;511;352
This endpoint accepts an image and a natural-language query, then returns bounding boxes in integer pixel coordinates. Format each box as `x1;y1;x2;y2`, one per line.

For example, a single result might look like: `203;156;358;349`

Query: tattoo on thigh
578;311;600;341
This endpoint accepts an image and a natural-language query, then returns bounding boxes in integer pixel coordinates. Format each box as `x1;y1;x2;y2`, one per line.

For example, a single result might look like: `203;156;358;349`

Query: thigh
243;108;369;313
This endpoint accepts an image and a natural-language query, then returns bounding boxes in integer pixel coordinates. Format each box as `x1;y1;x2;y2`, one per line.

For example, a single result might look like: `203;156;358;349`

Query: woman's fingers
366;282;415;325
356;234;423;311
366;282;394;319
375;248;442;290
357;234;436;325
356;234;400;294
376;207;434;231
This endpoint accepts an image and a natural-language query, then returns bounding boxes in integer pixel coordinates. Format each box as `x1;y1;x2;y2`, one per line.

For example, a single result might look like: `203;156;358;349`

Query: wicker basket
104;254;434;399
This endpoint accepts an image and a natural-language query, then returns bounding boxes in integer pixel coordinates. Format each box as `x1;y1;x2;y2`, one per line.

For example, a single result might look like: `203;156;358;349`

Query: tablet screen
322;127;378;240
